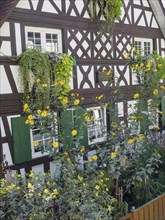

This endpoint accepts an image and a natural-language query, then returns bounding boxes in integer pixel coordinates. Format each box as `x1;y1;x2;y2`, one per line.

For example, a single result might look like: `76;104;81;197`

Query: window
61;107;107;147
134;38;153;55
25;27;62;53
31;114;58;158
87;107;107;144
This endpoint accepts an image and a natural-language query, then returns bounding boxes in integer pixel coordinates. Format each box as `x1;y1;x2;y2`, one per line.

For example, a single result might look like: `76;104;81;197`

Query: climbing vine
18;48;75;112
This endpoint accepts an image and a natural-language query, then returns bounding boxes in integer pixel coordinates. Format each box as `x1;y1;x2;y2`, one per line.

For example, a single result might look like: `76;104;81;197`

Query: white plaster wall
10;65;23;93
15;23;22;55
0;118;6;137
0;22;10;37
0;66;12;94
0;41;12;56
3;143;13;165
77;66;94;89
16;0;31;9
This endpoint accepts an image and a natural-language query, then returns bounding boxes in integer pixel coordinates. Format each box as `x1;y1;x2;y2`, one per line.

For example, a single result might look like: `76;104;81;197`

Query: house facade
0;0;165;177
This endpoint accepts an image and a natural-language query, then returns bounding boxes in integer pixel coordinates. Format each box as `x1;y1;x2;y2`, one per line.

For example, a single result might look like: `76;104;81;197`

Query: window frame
134;38;153;55
87;106;107;145
25;26;63;53
30;113;58;159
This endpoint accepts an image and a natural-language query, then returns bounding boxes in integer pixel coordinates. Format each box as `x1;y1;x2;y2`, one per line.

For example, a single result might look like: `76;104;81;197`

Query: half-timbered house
0;0;165;177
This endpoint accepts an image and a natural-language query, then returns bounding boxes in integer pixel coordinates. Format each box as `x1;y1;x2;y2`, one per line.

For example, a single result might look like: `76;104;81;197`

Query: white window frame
25;26;62;53
134;38;153;55
30;113;58;159
87;107;107;145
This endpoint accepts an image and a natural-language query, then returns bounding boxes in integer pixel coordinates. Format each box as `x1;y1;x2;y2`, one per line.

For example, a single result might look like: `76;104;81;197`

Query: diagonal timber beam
148;0;165;39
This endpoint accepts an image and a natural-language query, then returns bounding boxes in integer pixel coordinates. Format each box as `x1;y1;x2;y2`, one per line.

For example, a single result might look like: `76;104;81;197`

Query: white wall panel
15;23;22;55
0;22;10;37
0;41;11;56
0;66;12;94
16;0;31;9
0;118;6;137
3;143;13;166
10;65;23;93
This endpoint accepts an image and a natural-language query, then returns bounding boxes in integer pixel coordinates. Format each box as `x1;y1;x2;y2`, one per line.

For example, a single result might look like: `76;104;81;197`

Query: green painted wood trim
11;116;32;164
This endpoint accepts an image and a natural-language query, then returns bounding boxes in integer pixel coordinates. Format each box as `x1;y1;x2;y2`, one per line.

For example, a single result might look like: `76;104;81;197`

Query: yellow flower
92;155;98;160
111;132;116;136
140;63;144;68
131;47;136;52
29;217;33;220
28;115;33;120
130;115;136;119
95;185;100;190
23;103;30;113
53;189;59;195
29;171;34;177
81;97;84;100
106;187;109;192
38;192;41;197
44;189;50;194
158;64;162;68
135;64;139;69
47;181;50;186
34;141;39;147
52;142;59;148
97;94;104;100
133;93;139;99
29;120;34;125
160;86;165;90
78;175;83;182
74;99;80;105
139;134;145;140
46;105;50;109
157;153;161;158
59;81;65;86
111;152;116;159
108;205;112;212
25;119;29;124
125;53;130;59
80;147;85;153
154;125;160;130
153;89;158;95
42;83;48;87
24;103;29;109
100;172;104;176
84;115;91;121
37;109;42;114
61;97;68;105
27;182;33;189
41;110;47;117
128;139;134;144
71;129;77;136
71;93;75;96
153;69;158;73
36;78;40;83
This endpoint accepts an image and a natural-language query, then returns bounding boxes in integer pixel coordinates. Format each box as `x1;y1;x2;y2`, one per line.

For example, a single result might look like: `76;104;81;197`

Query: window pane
35;32;41;38
28;32;34;38
46;33;51;39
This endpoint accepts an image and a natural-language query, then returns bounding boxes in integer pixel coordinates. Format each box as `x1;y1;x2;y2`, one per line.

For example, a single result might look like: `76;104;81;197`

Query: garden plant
0;47;165;219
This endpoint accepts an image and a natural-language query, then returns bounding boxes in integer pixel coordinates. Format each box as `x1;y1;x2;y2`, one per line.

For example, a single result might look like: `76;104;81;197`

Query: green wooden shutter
74;107;88;147
138;100;148;132
61;110;74;148
11;116;32;164
61;107;88;148
161;96;165;127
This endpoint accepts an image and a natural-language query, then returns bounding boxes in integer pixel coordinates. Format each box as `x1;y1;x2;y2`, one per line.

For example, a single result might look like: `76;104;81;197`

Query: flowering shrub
1;50;165;219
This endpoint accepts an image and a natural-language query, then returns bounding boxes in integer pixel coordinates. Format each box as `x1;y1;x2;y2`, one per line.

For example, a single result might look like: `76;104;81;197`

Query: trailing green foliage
88;0;123;34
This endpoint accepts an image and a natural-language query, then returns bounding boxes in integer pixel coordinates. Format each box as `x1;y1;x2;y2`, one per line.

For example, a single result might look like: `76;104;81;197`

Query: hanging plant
88;0;123;35
18;48;75;112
